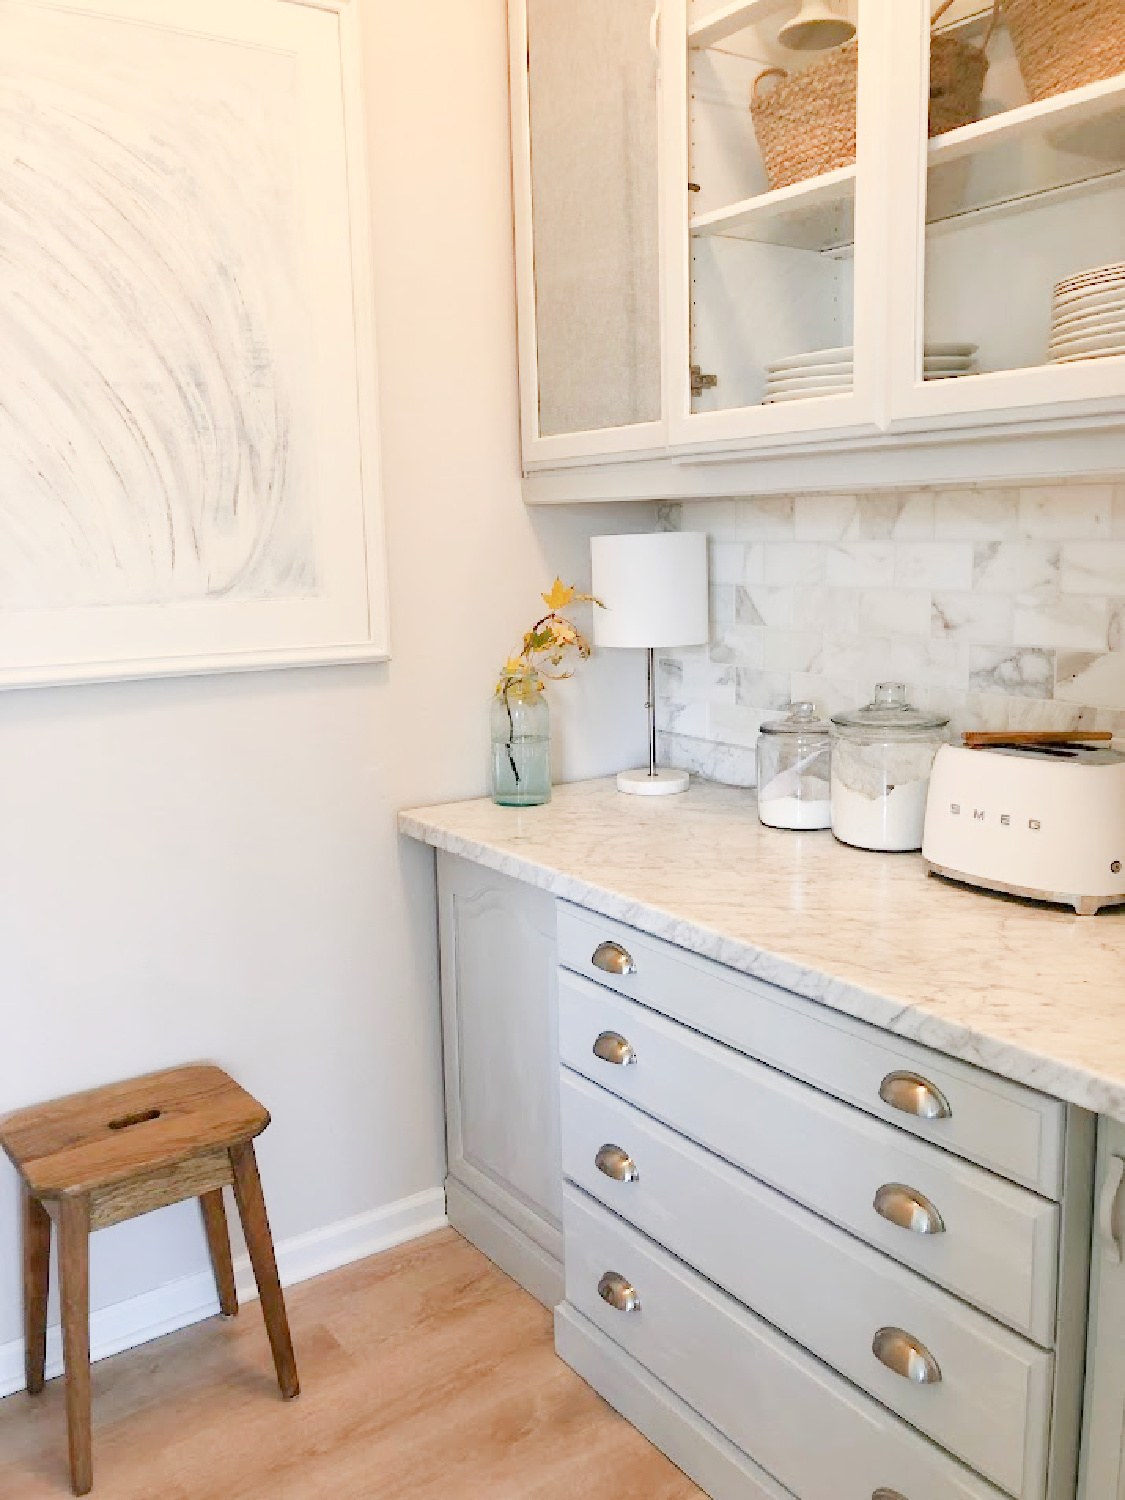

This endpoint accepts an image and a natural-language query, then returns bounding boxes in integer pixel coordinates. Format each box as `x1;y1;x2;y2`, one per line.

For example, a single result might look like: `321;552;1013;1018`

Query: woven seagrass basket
751;42;858;192
751;3;995;193
930;0;997;135
1002;0;1125;102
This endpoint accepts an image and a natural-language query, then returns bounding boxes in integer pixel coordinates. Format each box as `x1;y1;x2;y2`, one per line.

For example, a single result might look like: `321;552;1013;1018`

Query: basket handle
752;66;789;103
931;0;1000;49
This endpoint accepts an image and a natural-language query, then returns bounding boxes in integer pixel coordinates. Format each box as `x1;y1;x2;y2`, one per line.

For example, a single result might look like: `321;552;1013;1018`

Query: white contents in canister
758;772;831;830
829;775;930;850
830;735;939;851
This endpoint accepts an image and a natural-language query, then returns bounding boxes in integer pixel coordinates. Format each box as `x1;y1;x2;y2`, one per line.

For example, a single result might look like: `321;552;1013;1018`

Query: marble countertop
400;778;1125;1121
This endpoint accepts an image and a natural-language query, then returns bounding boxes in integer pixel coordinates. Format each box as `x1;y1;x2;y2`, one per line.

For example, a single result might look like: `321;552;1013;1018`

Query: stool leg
22;1184;51;1396
199;1190;238;1317
229;1142;299;1399
58;1196;92;1497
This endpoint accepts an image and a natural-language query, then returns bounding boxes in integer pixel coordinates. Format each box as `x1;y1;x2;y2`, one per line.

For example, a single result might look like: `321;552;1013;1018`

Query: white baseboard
0;1186;447;1400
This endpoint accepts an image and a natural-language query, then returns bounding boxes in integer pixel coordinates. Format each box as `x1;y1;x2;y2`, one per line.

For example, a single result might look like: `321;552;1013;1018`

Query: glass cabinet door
888;0;1125;428
664;0;886;448
511;0;665;465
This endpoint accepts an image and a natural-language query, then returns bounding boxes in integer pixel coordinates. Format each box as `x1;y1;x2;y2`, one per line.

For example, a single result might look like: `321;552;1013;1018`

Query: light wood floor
0;1227;703;1499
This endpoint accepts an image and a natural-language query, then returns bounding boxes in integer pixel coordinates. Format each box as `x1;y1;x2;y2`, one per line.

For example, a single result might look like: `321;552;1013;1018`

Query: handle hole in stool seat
107;1108;162;1131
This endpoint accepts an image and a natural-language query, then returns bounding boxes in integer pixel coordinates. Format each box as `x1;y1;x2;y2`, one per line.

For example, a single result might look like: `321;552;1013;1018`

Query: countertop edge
399;809;1123;1119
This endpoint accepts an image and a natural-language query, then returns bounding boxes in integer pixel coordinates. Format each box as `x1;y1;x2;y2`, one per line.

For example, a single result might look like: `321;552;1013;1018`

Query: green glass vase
490;681;551;807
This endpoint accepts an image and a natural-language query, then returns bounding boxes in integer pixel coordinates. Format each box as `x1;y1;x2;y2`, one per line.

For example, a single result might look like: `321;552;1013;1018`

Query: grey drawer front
559;972;1060;1345
564;1187;1010;1500
563;1072;1052;1499
558;902;1065;1198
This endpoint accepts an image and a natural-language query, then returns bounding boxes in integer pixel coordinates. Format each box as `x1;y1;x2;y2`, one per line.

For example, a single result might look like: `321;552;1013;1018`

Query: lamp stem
647;646;657;779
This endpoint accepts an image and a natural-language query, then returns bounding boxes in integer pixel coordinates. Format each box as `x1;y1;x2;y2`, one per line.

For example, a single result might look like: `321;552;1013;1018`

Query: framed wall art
0;0;388;687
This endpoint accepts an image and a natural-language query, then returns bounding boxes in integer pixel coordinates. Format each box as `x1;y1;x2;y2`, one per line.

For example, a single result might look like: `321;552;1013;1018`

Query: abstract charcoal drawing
0;0;387;686
0;9;315;611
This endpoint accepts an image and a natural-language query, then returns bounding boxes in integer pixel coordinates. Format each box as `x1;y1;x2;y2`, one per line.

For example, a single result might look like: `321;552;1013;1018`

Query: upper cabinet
508;0;1125;491
510;0;665;463
664;0;887;449
887;0;1125;433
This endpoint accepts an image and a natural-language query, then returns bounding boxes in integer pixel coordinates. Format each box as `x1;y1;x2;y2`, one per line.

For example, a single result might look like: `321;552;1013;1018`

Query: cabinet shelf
693;74;1125;251
690;164;855;251
688;0;792;51
927;72;1125;224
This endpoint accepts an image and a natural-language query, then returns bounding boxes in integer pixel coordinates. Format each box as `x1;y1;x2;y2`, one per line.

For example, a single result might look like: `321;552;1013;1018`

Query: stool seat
0;1065;298;1496
1;1065;269;1199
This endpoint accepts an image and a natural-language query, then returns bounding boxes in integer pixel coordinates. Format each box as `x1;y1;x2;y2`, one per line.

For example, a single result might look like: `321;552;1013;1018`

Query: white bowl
1049;344;1125;363
1051;303;1125;334
764;346;853;372
1048;330;1125;357
1055;262;1125;293
764;385;852;402
766;361;853;381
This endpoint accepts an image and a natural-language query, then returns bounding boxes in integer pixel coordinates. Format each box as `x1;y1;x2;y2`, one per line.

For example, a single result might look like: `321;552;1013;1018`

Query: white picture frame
0;0;389;688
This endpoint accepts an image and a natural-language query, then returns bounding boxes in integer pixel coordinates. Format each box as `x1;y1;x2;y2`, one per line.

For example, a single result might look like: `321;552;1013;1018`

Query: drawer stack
554;902;1089;1500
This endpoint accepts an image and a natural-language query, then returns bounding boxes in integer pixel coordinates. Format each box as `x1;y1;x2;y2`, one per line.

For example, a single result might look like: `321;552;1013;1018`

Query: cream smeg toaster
922;741;1125;914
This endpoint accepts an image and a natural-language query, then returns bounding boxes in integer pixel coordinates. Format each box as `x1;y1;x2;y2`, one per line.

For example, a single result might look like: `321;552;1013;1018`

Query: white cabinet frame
662;0;891;453
508;0;1125;493
884;1;1125;437
508;0;669;468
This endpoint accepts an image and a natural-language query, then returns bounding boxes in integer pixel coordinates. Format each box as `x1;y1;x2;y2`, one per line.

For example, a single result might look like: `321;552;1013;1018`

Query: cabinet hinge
690;364;718;397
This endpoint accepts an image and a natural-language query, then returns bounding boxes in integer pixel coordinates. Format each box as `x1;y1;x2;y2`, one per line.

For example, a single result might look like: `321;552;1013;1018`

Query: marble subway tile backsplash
655;483;1125;788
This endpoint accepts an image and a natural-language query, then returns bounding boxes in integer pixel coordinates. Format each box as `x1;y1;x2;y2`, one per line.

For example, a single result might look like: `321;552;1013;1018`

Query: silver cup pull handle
593;1030;637;1066
879;1070;952;1121
592;940;638;976
872;1326;942;1385
873;1183;946;1236
595;1144;640;1183
598;1271;641;1313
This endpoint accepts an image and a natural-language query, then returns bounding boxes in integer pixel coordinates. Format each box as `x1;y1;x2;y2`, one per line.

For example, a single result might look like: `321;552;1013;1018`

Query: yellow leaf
503;656;526;676
541;578;575;611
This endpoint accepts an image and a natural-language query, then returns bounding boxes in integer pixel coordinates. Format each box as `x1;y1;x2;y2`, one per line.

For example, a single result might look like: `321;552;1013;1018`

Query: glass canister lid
759;701;831;736
830;682;949;734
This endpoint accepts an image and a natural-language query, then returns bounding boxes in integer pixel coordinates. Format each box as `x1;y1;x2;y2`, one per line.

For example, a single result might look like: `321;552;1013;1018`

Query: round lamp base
616;767;691;797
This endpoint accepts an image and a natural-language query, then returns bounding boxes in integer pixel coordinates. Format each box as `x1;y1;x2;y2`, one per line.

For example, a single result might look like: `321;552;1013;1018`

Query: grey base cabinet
1080;1117;1125;1500
436;852;563;1307
432;855;1112;1500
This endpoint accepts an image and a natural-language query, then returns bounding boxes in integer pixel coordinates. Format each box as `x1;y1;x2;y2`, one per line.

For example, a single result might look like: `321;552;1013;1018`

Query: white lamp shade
590;532;710;650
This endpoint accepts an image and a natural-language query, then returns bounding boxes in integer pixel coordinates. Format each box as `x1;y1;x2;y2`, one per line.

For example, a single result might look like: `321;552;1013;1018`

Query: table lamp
591;532;710;796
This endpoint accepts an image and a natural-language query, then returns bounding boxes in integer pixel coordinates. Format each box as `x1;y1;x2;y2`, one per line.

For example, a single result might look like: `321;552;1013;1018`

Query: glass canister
830;683;949;851
490;680;552;807
756;702;832;830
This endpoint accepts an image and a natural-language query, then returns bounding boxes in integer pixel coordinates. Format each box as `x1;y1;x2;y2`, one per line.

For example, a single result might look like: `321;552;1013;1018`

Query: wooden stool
0;1065;299;1496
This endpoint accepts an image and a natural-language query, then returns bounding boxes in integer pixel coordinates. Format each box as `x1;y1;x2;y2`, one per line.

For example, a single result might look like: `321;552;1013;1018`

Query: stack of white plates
1047;263;1125;363
763;343;977;401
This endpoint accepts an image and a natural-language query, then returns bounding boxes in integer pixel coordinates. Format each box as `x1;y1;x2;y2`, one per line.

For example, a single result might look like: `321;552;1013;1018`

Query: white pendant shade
591;532;709;650
777;0;856;51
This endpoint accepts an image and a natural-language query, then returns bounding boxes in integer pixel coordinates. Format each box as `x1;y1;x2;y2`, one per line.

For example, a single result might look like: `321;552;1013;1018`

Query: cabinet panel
887;0;1125;430
558;901;1067;1198
1080;1115;1125;1500
564;1185;1010;1500
559;971;1060;1343
437;852;562;1299
511;0;665;464
563;1071;1053;1496
663;0;888;448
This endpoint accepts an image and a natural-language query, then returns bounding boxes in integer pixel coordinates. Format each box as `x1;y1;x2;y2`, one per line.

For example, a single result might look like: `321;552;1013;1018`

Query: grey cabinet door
437;851;562;1303
1081;1116;1125;1500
